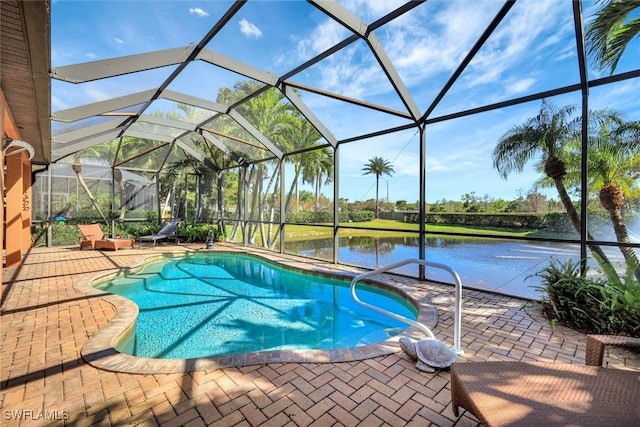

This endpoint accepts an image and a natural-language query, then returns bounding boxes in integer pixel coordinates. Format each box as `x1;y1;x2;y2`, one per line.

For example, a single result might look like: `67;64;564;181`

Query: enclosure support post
47;166;52;247
418;125;427;280
279;157;285;254
110;168;116;237
155;173;161;223
333;144;340;264
573;1;590;274
242;166;248;246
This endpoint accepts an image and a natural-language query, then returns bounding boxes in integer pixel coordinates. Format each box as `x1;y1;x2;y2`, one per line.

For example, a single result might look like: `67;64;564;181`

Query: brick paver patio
2;244;638;426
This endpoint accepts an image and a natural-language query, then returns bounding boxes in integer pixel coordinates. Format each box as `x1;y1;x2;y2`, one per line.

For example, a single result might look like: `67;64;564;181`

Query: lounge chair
78;224;134;251
451;334;640;426
136;218;181;247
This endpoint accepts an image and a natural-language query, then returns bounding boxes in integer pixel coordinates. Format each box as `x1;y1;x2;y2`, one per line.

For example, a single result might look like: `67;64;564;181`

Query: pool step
333;327;403;348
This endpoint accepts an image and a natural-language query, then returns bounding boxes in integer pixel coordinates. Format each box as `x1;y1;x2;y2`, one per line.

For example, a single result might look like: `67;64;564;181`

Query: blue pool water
95;252;416;359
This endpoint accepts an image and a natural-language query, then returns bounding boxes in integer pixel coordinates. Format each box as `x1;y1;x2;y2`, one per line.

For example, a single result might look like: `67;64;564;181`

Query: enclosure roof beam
51;89;156;123
201;130;233;155
366;31;421;121
175;136;215;170
51;46;193;83
103;0;246;158
161;89;229;114
420;0;515;123
196;49;279;86
51;129;124;160
125;129;175;144
310;0;420;120
284;81;412;119
114;142;169;169
52;118;127;143
282;85;337;148
137;114;198;131
201;126;269;151
309;0;367;37
228;109;283;159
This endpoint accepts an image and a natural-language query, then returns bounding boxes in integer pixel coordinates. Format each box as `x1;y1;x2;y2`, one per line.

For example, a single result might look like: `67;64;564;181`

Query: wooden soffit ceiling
1;0;51;165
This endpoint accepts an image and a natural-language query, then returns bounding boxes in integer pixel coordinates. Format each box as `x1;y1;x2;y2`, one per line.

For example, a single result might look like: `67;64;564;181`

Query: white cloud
462;0;568;88
85;52;99;60
505;78;536;95
239;19;262;39
189;7;209;18
296;19;346;59
85;85;112;102
340;0;406;22
114;38;124;44
50;94;71;111
383;1;496;83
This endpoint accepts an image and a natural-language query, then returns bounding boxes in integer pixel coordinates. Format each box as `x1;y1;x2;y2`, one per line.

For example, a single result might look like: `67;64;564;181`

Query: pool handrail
350;258;463;354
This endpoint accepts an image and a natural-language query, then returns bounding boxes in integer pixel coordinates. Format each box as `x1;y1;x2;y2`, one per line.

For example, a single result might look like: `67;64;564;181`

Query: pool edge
74;247;439;374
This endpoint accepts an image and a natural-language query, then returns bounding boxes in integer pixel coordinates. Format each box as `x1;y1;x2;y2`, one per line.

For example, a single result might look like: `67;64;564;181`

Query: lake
285;236;626;300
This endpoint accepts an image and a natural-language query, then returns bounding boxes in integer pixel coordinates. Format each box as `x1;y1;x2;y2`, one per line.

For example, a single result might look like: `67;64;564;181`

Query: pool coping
74;246;439;374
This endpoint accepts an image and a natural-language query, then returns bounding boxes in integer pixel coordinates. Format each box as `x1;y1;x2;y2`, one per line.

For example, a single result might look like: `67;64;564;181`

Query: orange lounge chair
78;224;134;251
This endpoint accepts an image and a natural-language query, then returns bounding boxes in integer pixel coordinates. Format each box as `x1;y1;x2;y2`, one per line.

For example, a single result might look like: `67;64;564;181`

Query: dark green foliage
405;212;575;233
532;258;640;337
177;223;220;243
280;210;374;224
344;211;374;222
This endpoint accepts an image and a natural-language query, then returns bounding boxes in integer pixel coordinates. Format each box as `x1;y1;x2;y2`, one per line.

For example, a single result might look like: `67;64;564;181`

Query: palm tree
216;82;292;244
302;147;333;212
492;99;614;270
281;116;324;213
362;156;395;219
585;0;640;74
71;158;109;224
565;110;640;282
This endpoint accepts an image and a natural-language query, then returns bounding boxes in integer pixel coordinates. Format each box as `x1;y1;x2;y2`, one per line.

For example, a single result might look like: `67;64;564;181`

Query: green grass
281;218;564;242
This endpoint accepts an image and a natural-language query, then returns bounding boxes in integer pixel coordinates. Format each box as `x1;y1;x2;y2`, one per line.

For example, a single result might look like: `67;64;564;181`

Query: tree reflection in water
285;236;602;300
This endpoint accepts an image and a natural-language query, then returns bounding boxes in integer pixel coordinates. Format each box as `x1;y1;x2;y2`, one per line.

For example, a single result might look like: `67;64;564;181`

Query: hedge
403;212;575;233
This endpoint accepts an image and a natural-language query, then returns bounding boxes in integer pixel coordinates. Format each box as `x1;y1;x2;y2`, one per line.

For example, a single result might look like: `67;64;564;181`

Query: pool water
96;252;417;359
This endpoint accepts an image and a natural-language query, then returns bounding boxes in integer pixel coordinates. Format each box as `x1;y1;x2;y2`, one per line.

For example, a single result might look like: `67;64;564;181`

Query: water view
286;236;626;300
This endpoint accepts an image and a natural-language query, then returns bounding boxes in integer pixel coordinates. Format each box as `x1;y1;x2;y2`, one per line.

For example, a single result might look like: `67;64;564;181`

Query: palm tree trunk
217;171;225;232
265;165;280;248
284;166;301;214
553;179;615;271
315;177;320;212
114;169;126;220
375;175;380;219
605;206;640;283
229;168;245;241
247;166;261;245
73;167;108;225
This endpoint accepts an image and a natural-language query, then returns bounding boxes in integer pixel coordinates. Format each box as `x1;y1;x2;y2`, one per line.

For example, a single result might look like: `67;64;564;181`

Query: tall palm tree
362;156;395;219
302;147;333;212
493;99;614;270
216;82;292;244
565;110;640;282
71;158;108;224
585;0;640;74
281;116;324;213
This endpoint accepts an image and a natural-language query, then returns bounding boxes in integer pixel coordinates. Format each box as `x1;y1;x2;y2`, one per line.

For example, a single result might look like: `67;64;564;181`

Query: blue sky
51;0;640;204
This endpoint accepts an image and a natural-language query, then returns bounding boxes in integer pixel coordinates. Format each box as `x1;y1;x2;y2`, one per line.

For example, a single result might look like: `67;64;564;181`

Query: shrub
178;223;218;243
345;210;374;222
532;258;640;337
279;210;373;224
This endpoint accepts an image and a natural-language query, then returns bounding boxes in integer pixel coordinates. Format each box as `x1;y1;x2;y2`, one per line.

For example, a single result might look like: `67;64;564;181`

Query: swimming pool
93;252;419;360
